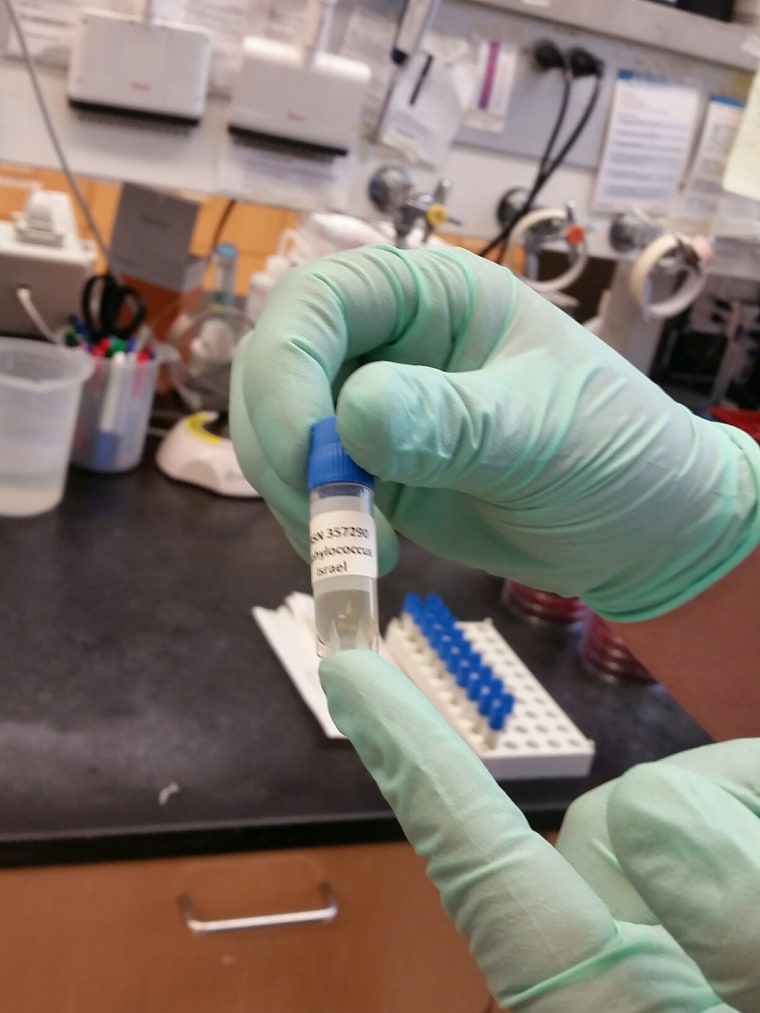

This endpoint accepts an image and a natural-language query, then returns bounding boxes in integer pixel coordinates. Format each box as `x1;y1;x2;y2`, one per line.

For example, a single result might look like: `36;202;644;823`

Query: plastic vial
308;416;379;657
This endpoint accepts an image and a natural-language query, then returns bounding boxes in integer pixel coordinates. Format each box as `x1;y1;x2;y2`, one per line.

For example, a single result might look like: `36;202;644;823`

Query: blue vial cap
443;644;463;673
488;700;509;732
449;628;467;648
308;416;374;491
402;593;422;617
216;242;238;259
428;600;454;623
421;616;437;642
460;643;478;665
488;692;516;730
426;623;445;647
435;633;454;656
467;671;484;702
455;658;473;689
477;684;494;717
478;659;494;678
428;627;444;649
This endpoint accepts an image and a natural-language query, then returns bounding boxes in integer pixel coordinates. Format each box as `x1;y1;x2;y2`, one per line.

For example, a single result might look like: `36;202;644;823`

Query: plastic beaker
0;337;94;517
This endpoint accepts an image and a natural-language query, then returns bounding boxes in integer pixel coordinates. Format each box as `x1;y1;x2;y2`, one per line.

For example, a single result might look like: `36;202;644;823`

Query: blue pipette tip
402;592;423;617
455;657;473;689
488;704;507;732
488;687;516;730
443;644;463;674
477;683;494;717
449;628;467;649
467;671;484;702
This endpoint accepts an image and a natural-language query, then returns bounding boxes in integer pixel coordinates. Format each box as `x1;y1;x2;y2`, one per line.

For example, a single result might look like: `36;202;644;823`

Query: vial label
310;510;378;584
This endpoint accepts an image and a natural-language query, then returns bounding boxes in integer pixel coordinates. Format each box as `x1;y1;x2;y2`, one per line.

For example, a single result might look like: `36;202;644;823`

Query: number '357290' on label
309;510;377;584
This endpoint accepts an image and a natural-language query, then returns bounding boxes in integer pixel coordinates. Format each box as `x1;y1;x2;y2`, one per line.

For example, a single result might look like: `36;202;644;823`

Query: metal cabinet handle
179;881;338;935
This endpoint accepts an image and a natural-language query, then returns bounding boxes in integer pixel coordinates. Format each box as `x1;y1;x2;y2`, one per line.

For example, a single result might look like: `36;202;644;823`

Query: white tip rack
385;616;594;780
253;593;595;781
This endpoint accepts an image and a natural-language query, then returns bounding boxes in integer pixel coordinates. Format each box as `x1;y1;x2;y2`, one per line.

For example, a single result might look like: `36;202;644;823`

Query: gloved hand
231;245;760;621
320;649;760;1012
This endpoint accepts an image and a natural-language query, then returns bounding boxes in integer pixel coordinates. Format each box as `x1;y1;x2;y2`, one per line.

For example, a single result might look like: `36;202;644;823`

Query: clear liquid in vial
314;580;379;657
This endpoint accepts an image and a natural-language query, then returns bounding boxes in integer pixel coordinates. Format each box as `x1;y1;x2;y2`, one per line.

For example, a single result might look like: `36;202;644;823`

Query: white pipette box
253;593;595;781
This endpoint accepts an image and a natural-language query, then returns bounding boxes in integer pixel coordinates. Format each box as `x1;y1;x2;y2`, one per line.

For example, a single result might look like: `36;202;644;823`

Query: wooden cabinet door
0;842;489;1013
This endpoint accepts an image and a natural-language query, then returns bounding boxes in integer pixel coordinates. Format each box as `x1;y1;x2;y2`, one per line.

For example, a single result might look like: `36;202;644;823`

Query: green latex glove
320;650;760;1011
231;245;760;621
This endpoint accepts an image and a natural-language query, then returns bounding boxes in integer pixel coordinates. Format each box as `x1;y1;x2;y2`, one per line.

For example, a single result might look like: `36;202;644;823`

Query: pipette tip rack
254;591;595;781
385;593;595;780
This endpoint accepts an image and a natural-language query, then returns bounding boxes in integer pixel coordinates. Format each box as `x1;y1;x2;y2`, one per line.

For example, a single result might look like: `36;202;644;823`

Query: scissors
81;273;147;341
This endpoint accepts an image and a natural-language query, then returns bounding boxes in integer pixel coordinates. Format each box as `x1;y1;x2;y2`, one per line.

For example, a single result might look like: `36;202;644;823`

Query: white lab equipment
308;416;379;657
67;8;212;125
158;304;254;496
505;205;589;295
0;191;95;339
156;411;260;498
627;232;713;319
189;318;238;374
0;338;93;517
14;190;77;247
280;214;395;261
228;0;370;156
246;213;402;321
591;218;716;372
245;254;292;323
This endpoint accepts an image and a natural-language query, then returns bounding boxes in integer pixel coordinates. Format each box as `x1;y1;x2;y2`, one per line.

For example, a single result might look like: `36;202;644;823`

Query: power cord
208;198;237;255
480;43;604;263
532;52;603;196
481;52;572;263
15;286;60;343
519;42;574;212
1;0;113;272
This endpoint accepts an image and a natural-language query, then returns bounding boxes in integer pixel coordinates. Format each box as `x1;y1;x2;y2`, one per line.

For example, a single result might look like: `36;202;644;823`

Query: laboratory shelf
480;0;760;71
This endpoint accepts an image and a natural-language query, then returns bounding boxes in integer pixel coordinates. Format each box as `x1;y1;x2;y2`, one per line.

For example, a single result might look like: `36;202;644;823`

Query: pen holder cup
71;355;159;473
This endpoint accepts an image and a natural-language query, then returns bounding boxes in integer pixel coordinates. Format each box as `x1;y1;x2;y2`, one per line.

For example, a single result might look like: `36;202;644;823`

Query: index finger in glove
229;359;399;574
319;650;618;1003
233;246;487;490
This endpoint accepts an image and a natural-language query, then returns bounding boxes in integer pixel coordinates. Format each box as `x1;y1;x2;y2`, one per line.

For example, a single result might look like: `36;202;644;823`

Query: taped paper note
593;71;700;213
340;7;397;134
724;67;760;201
379;33;478;167
218;137;355;213
682;96;744;219
464;41;518;133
